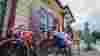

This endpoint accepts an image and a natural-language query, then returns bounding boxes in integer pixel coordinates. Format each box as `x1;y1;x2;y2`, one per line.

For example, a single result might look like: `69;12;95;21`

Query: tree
92;31;100;40
83;22;94;50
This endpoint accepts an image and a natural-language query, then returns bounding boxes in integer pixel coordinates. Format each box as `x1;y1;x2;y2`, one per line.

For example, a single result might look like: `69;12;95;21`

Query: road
48;48;100;56
71;48;100;56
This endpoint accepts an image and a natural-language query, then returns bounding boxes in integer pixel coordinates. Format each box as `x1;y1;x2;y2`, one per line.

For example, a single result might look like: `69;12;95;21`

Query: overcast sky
80;16;100;32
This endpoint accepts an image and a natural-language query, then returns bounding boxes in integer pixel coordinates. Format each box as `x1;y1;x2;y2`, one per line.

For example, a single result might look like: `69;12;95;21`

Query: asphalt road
72;48;100;56
48;48;100;56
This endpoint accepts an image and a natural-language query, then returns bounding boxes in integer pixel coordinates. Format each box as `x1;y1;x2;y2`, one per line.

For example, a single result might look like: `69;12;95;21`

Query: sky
80;16;100;32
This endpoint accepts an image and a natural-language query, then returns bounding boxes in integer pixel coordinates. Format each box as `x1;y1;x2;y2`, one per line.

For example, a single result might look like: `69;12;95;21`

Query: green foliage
92;32;100;39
